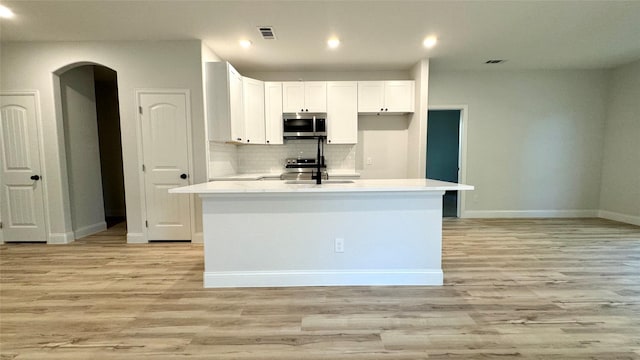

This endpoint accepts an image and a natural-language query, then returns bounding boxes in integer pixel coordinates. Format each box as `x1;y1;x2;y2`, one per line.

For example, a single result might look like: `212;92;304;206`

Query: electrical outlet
334;238;344;253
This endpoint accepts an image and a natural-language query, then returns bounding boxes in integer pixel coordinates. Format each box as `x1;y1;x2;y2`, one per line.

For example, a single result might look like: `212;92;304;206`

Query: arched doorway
56;63;126;239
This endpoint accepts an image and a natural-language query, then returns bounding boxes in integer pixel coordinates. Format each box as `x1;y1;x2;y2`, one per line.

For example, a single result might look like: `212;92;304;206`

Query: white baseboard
192;232;203;244
203;269;443;288
462;209;598;218
73;221;107;239
598;210;640;226
48;232;75;244
127;232;147;244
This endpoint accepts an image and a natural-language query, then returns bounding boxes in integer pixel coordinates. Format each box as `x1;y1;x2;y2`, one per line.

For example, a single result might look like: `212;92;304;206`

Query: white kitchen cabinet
242;76;266;144
357;80;415;114
264;82;283;145
326;81;357;144
282;81;327;113
206;62;244;143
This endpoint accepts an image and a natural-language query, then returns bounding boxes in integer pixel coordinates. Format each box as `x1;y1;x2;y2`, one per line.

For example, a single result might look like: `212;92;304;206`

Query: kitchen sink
285;180;354;185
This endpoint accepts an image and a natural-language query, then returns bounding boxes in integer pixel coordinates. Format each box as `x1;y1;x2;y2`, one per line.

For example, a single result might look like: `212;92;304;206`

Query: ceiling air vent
485;59;506;64
258;26;276;40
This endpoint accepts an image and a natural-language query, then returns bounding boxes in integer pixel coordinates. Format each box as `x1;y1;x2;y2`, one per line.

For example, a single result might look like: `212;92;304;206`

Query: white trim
463;210;598;218
126;232;147;244
598;210;640;226
204;269;443;288
134;90;149;243
47;232;74;244
73;221;107;239
192;231;204;244
427;105;469;218
135;89;194;242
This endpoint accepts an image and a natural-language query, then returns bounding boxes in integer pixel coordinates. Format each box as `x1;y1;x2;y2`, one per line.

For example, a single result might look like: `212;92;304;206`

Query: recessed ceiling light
239;40;252;49
0;5;15;19
423;36;438;48
327;38;340;49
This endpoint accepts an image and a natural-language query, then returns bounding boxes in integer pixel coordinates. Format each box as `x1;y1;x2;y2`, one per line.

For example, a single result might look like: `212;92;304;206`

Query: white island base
170;179;473;288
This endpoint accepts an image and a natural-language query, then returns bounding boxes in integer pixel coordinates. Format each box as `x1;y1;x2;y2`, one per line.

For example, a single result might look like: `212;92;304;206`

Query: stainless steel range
280;158;328;180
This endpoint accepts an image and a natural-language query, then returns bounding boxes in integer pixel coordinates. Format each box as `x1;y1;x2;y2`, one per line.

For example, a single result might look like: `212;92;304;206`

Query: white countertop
209;170;361;181
170;178;474;194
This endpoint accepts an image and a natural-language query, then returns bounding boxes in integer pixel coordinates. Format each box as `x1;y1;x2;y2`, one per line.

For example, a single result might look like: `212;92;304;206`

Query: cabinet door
304;82;327;112
228;66;245;142
242;77;265;144
384;81;414;112
264;82;283;145
327;81;357;144
282;82;305;113
357;81;385;113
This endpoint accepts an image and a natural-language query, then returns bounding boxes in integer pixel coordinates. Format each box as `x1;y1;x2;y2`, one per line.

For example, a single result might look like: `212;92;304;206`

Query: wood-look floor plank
1;218;639;359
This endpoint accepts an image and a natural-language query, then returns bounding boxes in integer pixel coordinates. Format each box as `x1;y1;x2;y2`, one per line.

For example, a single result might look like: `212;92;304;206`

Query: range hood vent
258;26;276;40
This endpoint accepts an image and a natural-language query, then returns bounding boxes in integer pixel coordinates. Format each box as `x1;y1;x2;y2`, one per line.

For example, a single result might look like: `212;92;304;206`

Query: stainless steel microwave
283;113;327;139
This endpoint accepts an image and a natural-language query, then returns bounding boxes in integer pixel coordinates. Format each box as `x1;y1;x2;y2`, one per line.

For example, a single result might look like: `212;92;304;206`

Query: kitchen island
170;179;473;288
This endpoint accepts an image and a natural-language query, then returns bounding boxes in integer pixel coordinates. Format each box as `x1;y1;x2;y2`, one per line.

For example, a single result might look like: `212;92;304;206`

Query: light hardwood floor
1;218;639;359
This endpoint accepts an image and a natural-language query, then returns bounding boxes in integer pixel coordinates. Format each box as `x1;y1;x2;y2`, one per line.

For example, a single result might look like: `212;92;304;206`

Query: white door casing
139;91;192;241
0;93;47;242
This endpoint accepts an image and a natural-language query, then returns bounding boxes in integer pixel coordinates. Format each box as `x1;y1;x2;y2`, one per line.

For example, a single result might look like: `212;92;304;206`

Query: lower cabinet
326;81;357;144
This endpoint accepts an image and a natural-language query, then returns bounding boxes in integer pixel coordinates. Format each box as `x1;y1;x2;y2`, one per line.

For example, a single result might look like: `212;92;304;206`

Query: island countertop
169;178;474;194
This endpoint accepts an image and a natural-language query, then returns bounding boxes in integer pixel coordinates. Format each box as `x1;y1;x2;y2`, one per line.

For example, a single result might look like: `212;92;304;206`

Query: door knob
180;173;188;179
30;175;40;181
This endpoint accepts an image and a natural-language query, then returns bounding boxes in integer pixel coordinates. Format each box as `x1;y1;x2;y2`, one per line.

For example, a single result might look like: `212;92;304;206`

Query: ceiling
1;1;640;72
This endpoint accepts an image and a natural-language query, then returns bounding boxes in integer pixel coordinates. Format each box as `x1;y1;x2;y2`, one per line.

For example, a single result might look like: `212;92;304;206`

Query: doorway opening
426;109;463;217
58;64;126;238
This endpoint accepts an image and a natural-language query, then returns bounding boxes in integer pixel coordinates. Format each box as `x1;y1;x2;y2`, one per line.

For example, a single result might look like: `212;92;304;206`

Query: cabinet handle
266;140;270;144
180;173;188;179
380;108;384;111
301;108;304;112
306;109;309;112
328;140;331;143
237;138;242;141
385;108;388;111
247;139;250;143
30;175;41;181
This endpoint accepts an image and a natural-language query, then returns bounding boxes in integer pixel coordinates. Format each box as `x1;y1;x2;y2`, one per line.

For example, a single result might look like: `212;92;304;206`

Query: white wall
356;116;409;179
429;69;609;216
60;65;106;237
406;59;429;178
599;60;640;225
0;40;208;243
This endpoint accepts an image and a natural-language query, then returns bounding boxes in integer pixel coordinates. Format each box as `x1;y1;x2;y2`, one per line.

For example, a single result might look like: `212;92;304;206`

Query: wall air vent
485;59;506;64
258;26;276;40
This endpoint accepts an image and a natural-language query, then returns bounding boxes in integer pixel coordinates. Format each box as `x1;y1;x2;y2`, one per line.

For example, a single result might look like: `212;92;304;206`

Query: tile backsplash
210;140;356;176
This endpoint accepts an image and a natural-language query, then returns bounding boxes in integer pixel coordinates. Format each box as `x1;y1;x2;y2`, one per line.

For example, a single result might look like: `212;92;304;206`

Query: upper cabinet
282;81;327;113
326;81;357;144
357;81;415;114
242;77;266;144
264;82;283;145
206;62;245;143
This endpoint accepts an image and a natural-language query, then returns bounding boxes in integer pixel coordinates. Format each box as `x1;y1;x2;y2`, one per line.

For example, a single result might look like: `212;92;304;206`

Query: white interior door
139;92;191;241
0;93;47;242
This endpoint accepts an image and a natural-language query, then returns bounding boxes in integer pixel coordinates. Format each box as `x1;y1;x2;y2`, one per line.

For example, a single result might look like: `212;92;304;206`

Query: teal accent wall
426;110;460;182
